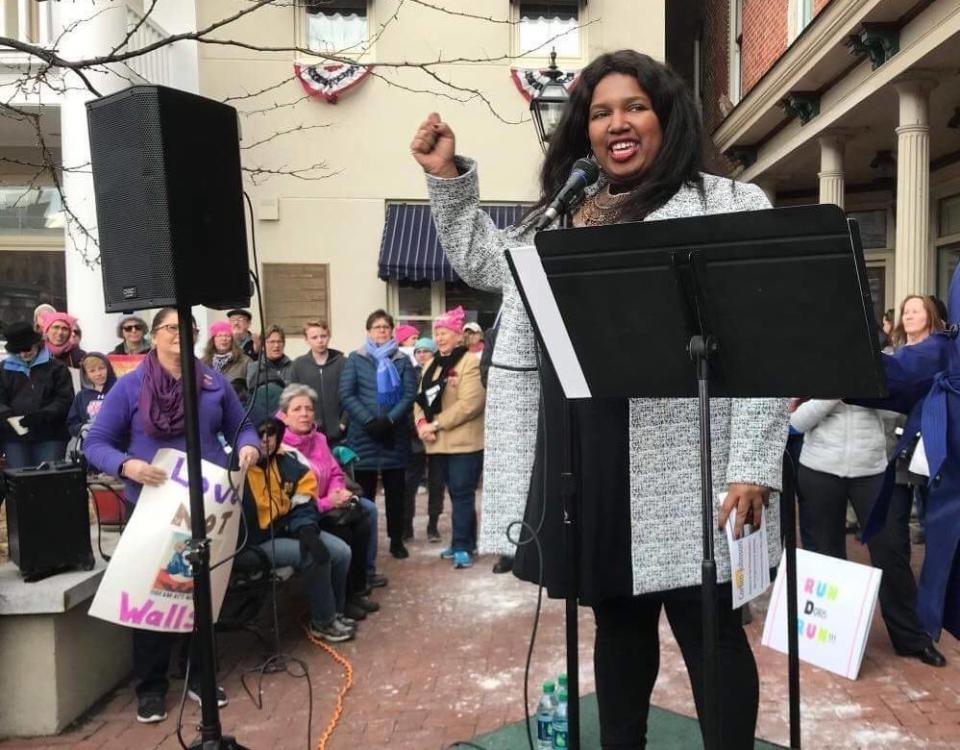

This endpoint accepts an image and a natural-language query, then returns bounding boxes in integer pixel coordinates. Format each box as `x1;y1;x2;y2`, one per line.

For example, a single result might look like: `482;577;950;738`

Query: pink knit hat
40;311;78;335
395;324;420;344
433;306;465;334
209;320;233;338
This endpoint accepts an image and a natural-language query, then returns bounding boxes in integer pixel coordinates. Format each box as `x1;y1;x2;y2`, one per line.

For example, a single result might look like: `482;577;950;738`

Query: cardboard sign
761;549;882;680
88;448;242;632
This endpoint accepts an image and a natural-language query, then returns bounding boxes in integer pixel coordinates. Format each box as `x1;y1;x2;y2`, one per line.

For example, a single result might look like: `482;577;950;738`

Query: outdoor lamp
530;49;570;150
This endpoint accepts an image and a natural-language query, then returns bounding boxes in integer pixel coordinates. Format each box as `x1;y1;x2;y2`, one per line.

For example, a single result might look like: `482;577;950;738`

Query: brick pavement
2;496;960;750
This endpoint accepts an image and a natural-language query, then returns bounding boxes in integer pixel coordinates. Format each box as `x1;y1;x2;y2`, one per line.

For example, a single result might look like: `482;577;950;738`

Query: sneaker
336;613;358;628
389;539;410;559
136;694;167;724
349;595;380;613
368;572;389;588
308;618;355;643
343;602;368;621
187;685;228;709
427;527;441;543
440;547;455;560
453;551;473;569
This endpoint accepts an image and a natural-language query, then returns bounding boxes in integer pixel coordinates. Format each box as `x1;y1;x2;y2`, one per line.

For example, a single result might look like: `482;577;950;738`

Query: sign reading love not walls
761;549;882;680
88;449;242;632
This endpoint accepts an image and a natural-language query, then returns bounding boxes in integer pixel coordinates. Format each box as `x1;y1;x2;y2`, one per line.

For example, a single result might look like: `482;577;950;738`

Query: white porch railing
0;0;56;47
123;6;172;86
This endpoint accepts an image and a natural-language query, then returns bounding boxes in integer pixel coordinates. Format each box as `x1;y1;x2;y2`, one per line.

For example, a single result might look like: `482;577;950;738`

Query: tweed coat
426;157;790;595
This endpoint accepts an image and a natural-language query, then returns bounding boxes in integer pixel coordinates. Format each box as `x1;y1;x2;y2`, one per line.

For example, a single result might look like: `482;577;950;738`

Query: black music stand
505;203;885;750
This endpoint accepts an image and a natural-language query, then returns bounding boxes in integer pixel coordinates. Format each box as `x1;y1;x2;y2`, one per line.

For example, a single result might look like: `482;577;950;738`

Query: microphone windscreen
571;158;600;186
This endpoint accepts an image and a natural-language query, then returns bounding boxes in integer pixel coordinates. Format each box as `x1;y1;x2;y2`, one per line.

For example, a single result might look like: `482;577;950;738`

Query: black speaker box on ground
3;462;94;581
86;85;251;312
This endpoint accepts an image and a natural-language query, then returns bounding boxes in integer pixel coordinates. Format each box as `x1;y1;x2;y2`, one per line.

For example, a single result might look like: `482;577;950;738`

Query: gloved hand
296;525;331;566
18;413;40;430
364;416;394;442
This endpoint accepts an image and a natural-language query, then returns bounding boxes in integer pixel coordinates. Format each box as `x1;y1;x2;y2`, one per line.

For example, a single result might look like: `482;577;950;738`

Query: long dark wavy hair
529;50;706;224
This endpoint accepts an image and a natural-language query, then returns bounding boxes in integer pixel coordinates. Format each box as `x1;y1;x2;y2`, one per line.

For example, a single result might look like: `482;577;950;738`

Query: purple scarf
138;351;202;439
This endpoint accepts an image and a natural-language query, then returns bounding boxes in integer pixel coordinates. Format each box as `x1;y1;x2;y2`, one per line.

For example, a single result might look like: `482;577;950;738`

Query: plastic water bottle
557;673;568;693
552;690;569;748
536;681;557;749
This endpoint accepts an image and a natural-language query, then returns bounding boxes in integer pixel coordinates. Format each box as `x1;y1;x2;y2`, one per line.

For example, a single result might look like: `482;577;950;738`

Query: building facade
667;0;960;322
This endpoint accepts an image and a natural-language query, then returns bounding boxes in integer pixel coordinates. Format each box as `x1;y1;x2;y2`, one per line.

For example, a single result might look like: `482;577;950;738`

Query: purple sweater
83;362;259;504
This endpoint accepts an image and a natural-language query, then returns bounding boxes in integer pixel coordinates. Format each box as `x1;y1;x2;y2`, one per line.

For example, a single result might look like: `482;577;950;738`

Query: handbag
319;497;365;527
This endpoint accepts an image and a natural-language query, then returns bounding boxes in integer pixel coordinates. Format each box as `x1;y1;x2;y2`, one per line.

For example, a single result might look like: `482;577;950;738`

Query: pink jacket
280;423;346;513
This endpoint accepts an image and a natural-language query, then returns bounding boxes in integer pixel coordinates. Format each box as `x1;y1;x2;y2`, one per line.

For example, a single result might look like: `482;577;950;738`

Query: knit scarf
212;352;233;372
365;338;402;407
416;346;467;421
138;350;202;439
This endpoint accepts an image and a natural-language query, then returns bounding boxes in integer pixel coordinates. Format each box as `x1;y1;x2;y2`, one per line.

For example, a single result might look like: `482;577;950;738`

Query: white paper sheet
721;494;770;609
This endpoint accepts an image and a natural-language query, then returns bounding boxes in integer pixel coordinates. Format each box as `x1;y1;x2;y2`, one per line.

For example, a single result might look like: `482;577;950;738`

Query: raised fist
410;112;457;178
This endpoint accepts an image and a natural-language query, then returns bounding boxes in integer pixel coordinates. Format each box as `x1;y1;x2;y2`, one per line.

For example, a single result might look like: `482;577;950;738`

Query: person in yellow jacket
414;307;486;568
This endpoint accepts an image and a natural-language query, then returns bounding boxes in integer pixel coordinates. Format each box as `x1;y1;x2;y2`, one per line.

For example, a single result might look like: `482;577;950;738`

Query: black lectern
506;204;884;750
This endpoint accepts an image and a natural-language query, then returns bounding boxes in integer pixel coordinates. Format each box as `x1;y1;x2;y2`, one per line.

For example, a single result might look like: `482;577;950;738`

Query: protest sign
88;448;242;632
761;548;881;679
107;353;146;378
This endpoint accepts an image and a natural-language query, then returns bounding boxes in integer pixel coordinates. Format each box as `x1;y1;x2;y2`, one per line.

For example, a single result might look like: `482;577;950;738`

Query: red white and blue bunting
294;62;374;104
509;66;578;103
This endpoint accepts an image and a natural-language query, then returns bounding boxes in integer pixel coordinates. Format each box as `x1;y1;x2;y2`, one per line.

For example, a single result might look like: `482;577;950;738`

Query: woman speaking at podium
411;50;788;749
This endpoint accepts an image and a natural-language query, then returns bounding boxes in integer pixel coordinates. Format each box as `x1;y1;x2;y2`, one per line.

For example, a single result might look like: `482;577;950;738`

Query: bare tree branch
240;122;332;151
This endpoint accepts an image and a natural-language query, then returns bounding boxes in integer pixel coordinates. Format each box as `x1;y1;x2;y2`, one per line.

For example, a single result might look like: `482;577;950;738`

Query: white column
893;79;936;305
818;134;846;209
753;178;777;207
58;2;128;354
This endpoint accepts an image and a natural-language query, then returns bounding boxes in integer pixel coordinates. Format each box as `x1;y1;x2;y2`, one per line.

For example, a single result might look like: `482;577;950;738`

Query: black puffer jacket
0;353;75;443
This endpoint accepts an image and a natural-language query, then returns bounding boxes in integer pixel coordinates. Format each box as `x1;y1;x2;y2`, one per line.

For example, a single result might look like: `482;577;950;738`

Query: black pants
797;466;930;653
319;511;370;597
133;631;206;699
356;467;406;543
403;451;446;533
593;586;758;750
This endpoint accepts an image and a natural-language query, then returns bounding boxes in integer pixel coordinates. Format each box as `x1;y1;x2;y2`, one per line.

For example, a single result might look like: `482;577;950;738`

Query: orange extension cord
303;622;355;750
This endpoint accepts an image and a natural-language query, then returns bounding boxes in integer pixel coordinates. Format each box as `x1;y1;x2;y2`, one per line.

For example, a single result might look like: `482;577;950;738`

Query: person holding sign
411;50;788;749
84;307;260;725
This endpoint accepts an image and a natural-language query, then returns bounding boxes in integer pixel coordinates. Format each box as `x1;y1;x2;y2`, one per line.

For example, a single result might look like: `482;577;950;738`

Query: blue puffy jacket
339;348;417;470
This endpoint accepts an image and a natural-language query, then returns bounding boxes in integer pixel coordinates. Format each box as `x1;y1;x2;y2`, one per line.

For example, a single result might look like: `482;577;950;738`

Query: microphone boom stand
178;305;248;750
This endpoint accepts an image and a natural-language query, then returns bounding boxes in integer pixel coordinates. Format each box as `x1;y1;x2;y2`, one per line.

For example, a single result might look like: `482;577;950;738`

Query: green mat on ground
464;693;786;749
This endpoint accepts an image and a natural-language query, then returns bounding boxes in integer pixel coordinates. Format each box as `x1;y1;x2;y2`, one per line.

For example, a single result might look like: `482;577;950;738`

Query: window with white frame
517;1;581;58
729;0;743;104
937;194;960;299
796;0;814;34
390;280;500;334
304;0;369;55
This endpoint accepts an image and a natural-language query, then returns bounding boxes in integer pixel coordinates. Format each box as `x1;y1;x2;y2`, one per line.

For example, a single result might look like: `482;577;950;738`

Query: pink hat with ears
40;311;78;335
209;320;233;338
433;306;465;334
394;324;420;344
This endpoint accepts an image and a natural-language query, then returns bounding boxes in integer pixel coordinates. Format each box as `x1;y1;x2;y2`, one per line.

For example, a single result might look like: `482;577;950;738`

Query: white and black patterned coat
426;157;789;594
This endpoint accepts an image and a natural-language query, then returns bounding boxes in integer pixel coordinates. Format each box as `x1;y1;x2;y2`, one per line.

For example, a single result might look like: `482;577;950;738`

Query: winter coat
243;450;319;542
203;351;248;387
0;348;74;443
289;349;348;444
246;355;293;392
414;349;485;454
83;363;259;503
67;387;109;438
111;342;150;355
339;348;417;471
790;400;894;478
425;156;789;594
279;424;347;513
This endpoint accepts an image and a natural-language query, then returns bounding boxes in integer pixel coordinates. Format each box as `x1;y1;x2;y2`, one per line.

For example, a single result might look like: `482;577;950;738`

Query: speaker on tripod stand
87;84;252;750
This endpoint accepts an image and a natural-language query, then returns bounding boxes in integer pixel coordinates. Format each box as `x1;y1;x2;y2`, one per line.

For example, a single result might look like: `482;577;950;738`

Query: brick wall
700;0;730;138
741;0;788;95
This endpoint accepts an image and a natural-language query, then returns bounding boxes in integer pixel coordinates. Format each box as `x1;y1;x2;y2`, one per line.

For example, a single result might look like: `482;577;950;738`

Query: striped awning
378;203;528;282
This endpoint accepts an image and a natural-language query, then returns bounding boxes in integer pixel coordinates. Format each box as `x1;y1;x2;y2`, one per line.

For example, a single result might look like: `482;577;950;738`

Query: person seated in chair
242;417;356;643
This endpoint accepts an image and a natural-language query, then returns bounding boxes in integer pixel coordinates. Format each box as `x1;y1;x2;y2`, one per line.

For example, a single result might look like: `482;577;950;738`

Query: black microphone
535;158;601;231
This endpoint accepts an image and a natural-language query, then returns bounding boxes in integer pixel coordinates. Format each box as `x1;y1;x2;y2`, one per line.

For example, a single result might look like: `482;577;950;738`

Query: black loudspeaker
3;462;94;581
86;85;251;312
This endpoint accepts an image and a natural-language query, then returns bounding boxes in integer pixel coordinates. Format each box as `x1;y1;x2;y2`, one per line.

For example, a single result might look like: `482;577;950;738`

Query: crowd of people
0;299;492;724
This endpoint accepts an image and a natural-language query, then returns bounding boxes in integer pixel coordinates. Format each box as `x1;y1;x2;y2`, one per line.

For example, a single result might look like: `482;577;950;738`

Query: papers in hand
6;416;28;436
720;493;771;609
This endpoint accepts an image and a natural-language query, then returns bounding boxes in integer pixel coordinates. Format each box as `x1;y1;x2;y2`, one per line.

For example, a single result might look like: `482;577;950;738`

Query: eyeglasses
369;324;392;331
122;325;142;332
155;324;199;336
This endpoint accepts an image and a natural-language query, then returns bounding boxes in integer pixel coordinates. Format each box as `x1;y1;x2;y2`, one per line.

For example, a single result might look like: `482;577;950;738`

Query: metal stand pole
783;449;802;748
690;334;721;750
561;397;580;750
178;306;247;750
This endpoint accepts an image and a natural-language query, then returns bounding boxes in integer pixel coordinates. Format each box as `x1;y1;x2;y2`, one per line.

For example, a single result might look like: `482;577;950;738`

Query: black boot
426;518;441;543
389;538;409;559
